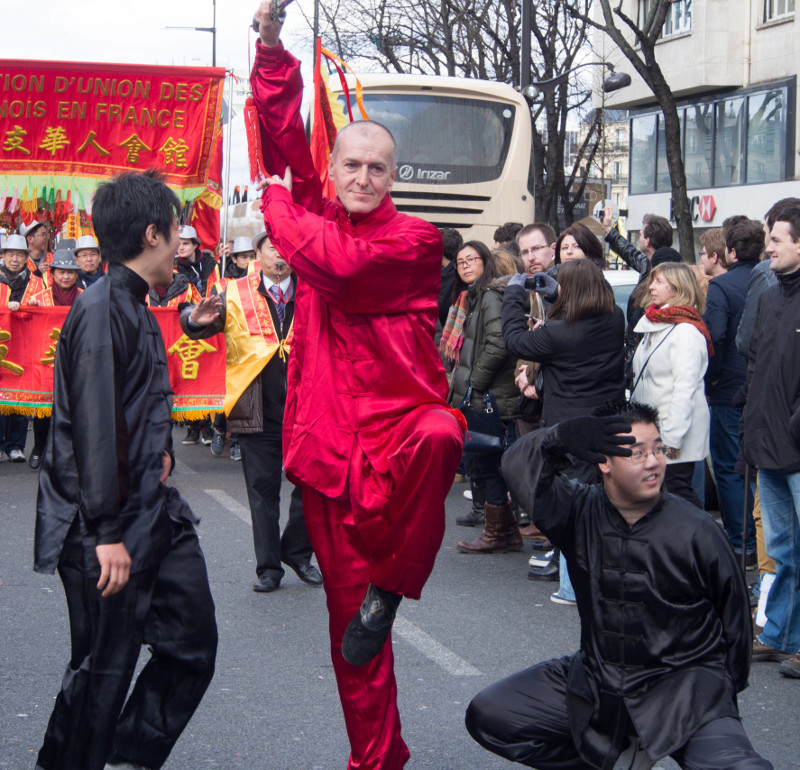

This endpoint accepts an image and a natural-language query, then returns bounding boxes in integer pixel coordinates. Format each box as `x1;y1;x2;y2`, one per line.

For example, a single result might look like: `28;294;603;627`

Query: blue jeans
0;413;27;453
757;468;800;653
710;406;755;554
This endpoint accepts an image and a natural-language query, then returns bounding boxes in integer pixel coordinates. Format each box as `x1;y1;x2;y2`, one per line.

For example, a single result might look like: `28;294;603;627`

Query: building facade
600;0;797;249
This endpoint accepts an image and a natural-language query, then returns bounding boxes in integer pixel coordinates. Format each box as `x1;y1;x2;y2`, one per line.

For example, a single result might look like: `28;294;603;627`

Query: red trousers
302;407;463;770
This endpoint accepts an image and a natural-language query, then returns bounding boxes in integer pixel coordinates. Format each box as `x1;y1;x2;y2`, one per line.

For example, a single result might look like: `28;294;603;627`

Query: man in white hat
75;235;104;289
21;220;52;276
175;224;219;297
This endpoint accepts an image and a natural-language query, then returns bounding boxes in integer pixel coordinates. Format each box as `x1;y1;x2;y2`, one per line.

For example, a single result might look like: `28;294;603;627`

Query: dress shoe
28;452;43;470
779;651;800;678
342;583;402;666
528;559;559;582
752;640;790;662
252;574;281;593
285;561;323;586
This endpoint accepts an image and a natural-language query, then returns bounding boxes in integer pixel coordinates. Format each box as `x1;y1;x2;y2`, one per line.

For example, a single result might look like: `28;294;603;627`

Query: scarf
52;282;80;306
439;290;470;363
645;304;714;358
79;269;103;287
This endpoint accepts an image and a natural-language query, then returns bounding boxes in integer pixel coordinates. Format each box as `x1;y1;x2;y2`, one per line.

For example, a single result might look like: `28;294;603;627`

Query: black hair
493;222;523;245
440;228;464;261
92;169;180;264
451;240;498;305
765;198;800;229
594;399;660;429
769;202;800;242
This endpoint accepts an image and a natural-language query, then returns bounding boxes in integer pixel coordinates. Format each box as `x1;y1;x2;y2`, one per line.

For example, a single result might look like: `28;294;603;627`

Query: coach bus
330;74;534;244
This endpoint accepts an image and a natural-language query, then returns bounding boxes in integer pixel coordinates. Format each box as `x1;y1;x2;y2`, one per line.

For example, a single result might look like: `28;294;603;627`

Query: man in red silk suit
250;3;465;768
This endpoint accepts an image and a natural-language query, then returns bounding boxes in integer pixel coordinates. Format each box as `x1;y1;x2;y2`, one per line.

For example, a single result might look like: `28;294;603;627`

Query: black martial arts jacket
35;264;176;575
502;426;752;767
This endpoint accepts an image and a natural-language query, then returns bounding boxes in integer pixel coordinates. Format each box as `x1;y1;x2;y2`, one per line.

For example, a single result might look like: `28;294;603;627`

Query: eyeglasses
456;256;481;269
624;446;667;464
520;245;550;257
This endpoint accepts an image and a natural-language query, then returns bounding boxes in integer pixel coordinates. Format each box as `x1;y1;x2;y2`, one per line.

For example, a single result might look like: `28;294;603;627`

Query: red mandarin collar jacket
252;41;461;498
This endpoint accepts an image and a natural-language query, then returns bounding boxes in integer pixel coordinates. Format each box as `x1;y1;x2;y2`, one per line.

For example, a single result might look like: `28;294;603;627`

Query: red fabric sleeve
250;40;322;214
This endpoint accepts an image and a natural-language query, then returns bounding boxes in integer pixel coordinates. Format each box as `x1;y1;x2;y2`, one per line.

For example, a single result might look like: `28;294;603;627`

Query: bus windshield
340;93;516;185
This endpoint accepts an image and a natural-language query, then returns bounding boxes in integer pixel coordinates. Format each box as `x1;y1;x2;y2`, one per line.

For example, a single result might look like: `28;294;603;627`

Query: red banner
0;60;225;190
0;306;224;419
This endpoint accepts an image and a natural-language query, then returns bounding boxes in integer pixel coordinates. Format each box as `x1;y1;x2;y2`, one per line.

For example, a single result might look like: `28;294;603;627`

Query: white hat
179;225;201;245
75;235;99;252
20;220;46;238
1;234;28;252
232;236;254;254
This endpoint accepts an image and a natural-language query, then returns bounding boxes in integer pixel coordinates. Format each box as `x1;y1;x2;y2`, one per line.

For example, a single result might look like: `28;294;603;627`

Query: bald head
332;120;397;169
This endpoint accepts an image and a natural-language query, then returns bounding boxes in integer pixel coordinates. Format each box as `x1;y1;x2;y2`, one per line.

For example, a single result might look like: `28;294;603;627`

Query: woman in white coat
631;262;713;506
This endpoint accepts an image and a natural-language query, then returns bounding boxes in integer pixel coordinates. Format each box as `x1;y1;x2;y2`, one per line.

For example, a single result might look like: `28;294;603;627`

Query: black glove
556;415;635;465
790;409;800;450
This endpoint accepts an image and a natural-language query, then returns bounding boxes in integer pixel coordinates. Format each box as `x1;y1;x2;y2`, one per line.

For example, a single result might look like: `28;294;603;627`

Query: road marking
393;616;482;676
204;488;251;526
204;488;480;677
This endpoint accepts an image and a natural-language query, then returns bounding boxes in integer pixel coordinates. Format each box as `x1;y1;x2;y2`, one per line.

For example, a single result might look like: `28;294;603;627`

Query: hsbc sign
697;195;716;221
669;194;717;223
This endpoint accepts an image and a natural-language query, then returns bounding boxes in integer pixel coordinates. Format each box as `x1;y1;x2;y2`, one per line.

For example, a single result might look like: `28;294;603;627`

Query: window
747;90;785;183
615;128;626;150
684;103;713;188
630;113;657;194
765;0;795;21
639;0;692;37
627;80;792;194
715;98;745;186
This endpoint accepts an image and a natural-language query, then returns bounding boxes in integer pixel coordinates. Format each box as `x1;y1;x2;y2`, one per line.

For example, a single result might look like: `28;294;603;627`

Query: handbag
459;384;506;454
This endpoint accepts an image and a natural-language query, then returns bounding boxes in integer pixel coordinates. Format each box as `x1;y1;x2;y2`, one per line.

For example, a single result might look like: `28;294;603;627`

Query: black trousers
238;428;313;580
465;658;772;770
37;514;218;770
665;461;702;508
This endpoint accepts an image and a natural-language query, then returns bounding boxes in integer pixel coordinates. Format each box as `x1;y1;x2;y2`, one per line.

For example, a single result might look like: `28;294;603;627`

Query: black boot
456;477;486;526
528;548;560;581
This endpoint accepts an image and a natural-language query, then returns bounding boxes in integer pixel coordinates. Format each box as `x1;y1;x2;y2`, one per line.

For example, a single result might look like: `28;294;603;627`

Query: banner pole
221;69;235;278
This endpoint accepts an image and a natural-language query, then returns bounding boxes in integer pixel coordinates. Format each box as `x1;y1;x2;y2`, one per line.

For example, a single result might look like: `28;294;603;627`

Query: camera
524;275;547;291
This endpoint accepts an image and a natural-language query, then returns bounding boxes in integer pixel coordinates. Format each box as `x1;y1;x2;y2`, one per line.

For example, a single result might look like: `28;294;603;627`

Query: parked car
603;268;640;312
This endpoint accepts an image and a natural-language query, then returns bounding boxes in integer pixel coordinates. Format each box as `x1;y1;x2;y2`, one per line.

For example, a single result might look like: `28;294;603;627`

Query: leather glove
556;415;635;465
507;272;527;289
532;272;559;303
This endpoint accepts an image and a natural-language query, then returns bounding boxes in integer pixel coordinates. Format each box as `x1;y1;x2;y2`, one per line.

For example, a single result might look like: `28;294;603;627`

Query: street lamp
521;62;631;101
166;0;218;67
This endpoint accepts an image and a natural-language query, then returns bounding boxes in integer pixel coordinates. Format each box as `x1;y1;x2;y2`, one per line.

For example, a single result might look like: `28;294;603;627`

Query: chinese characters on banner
0;60;225;190
0;307;224;419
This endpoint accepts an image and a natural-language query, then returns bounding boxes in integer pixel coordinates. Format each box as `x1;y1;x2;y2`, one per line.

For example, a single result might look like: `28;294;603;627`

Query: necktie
269;284;284;325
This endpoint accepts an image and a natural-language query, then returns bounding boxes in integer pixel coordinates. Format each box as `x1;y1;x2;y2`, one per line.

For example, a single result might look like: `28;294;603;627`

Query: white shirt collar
261;274;292;295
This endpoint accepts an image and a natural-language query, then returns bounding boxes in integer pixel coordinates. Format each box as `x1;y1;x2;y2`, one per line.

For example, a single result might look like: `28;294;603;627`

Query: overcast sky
3;0;317;76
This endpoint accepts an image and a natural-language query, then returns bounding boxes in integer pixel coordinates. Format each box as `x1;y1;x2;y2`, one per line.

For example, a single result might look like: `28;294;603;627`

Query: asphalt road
2;427;799;769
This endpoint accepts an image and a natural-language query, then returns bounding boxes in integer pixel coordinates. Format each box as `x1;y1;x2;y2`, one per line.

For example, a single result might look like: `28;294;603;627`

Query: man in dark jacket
33;170;217;770
742;201;800;678
467;402;769;770
181;230;321;593
703;217;761;560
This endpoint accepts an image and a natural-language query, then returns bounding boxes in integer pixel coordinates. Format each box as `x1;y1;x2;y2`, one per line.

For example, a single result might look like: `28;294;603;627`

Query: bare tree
564;0;695;260
298;0;601;230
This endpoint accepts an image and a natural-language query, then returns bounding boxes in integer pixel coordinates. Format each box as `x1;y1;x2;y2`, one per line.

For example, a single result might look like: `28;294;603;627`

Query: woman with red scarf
26;250;83;469
632;262;713;506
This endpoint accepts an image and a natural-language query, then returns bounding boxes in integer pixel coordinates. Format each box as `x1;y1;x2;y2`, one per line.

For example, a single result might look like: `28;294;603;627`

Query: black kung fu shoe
341;583;403;666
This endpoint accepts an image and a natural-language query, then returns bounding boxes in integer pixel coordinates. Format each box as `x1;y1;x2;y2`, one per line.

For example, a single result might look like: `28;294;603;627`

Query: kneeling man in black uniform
467;401;771;770
34;170;218;770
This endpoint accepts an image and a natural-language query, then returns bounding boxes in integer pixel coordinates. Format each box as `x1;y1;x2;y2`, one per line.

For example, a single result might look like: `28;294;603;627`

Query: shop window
657;111;683;192
684;103;713;188
747;90;784;183
715;98;745;186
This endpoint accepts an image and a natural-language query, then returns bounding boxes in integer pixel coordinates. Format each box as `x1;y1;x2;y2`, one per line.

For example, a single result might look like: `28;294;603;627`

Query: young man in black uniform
467;401;770;770
34;170;218;770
